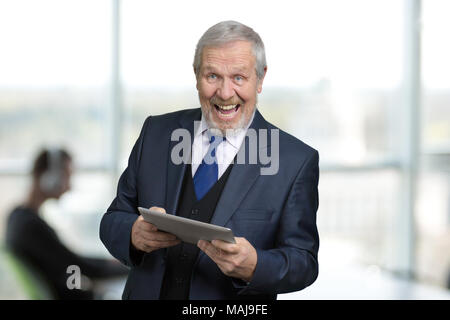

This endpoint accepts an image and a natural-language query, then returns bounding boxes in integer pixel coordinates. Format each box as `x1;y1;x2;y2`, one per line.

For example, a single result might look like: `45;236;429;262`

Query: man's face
196;40;266;133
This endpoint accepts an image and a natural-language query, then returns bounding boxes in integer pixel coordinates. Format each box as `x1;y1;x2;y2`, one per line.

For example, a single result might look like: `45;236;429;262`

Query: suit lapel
165;109;201;215
209;163;261;227
210;110;271;227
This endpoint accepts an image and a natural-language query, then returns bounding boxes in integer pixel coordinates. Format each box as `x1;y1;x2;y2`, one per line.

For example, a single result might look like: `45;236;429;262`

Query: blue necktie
193;135;224;200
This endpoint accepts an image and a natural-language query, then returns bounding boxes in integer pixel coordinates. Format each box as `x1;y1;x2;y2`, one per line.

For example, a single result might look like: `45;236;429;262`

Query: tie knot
209;135;225;144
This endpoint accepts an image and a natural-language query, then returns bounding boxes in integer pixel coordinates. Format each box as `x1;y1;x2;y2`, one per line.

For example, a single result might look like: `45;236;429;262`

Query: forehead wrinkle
202;59;254;78
204;54;254;67
202;49;255;69
230;65;251;74
203;63;250;74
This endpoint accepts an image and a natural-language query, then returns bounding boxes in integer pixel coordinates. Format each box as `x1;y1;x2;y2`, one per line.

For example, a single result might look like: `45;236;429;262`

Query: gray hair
193;21;267;79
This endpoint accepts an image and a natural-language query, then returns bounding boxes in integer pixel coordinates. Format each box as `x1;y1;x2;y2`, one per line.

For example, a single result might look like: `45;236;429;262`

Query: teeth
217;104;237;110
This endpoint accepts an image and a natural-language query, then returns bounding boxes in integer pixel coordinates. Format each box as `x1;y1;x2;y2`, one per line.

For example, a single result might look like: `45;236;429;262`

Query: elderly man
100;20;319;300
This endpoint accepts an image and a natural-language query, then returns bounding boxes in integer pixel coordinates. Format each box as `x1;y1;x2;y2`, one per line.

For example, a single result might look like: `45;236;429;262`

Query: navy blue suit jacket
100;108;319;299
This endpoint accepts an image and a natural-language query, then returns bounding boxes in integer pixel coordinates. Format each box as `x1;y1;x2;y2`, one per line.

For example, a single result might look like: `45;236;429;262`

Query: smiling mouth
214;104;240;117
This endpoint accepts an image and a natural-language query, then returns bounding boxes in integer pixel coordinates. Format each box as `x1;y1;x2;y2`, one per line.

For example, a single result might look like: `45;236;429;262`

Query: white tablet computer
137;207;236;245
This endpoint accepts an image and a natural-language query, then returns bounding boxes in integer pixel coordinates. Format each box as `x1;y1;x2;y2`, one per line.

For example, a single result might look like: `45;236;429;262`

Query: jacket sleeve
240;149;320;295
99;117;151;267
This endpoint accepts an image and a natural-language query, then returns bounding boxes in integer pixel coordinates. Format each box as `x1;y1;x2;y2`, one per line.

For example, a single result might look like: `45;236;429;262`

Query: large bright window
0;0;112;170
416;0;450;287
0;0;113;256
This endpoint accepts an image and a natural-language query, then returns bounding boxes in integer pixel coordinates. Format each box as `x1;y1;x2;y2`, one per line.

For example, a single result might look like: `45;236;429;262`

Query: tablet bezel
137;207;236;245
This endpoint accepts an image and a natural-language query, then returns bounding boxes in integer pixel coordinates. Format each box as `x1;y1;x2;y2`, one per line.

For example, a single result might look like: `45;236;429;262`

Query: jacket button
180;253;188;261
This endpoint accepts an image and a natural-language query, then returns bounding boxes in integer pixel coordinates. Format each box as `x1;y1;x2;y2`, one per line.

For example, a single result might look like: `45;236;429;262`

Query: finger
211;239;239;254
149;206;166;213
139;221;158;232
138;232;163;244
135;216;157;231
198;241;238;277
198;240;227;262
144;239;181;249
141;243;155;253
140;230;178;242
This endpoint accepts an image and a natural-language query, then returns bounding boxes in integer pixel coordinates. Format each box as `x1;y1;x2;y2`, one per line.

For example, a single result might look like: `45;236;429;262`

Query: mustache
210;96;244;106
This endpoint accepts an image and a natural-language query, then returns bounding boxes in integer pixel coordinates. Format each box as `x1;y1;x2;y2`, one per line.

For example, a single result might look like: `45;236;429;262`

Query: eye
234;75;243;81
207;73;217;80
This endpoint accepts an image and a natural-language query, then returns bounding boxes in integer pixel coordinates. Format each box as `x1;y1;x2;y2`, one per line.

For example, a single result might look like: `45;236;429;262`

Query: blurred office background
0;0;449;299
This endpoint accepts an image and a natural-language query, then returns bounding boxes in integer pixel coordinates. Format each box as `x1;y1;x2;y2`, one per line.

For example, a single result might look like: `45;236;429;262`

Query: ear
257;66;267;93
194;67;199;90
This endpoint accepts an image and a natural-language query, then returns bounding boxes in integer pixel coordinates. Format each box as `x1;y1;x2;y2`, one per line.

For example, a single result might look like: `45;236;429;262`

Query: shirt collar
196;109;256;149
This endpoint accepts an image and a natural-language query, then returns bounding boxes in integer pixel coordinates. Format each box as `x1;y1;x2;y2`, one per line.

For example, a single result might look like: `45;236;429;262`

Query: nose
216;78;235;101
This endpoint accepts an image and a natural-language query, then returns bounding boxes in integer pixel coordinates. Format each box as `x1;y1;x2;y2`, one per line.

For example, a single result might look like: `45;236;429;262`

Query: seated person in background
5;148;128;299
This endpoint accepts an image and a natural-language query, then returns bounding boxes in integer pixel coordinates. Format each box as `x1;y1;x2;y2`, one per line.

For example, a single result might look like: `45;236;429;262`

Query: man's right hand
131;206;181;253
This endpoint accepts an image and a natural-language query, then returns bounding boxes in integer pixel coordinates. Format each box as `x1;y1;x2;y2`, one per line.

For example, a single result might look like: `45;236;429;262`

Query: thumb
149;206;166;214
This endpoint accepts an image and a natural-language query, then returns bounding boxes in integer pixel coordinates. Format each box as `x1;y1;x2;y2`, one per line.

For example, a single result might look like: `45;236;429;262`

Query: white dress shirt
191;111;255;179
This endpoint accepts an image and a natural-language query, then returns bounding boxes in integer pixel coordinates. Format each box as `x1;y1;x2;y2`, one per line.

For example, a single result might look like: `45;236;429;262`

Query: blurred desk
93;275;127;300
279;263;450;300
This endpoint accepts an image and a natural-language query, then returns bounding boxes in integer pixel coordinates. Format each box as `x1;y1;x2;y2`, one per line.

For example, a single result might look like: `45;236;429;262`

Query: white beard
201;106;256;138
200;94;258;137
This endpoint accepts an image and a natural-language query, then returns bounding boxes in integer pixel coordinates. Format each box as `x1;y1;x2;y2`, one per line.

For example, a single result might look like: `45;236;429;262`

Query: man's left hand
197;237;257;282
